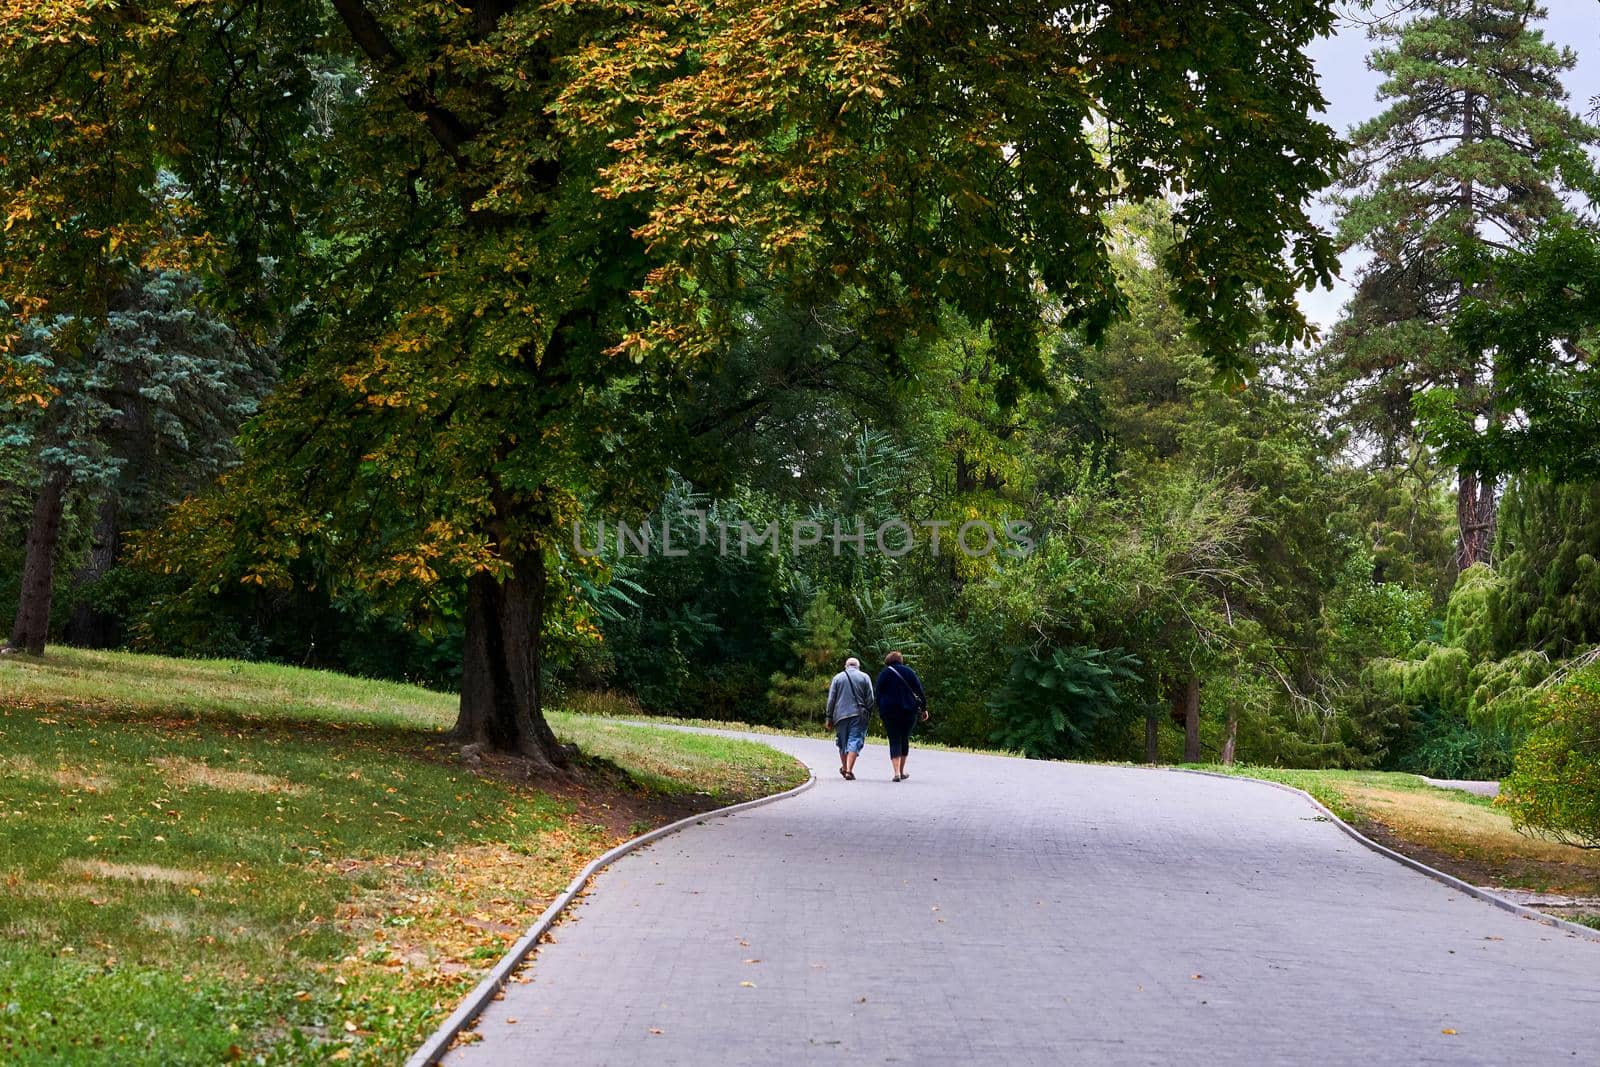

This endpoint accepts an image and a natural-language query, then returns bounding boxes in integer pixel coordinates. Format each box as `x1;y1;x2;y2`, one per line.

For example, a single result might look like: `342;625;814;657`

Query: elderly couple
824;651;928;782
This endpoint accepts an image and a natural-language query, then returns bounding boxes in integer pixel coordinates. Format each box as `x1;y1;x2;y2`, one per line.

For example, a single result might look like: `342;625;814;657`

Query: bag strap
885;664;924;709
846;669;871;713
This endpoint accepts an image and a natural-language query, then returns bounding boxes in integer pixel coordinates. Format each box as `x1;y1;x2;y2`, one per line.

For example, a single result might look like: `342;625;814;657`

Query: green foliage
1441;563;1499;661
7;0;1543;777
1488;478;1600;656
592;485;788;718
989;645;1142;760
1365;475;1600;783
1402;646;1473;713
765;596;855;727
911;617;1001;749
0;257;274;651
1327;0;1599;459
1341;451;1458;603
122;567;466;691
1362;558;1568;773
847;588;926;669
565;1;1342;386
1501;660;1600;847
1427;225;1600;480
1466;648;1555;732
1397;704;1519;781
1323;548;1435;660
3;263;270;490
1322;0;1600;569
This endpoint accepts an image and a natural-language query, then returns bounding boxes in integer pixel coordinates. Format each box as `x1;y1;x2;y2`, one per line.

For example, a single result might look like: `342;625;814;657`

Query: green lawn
0;649;803;1065
1184;766;1482;821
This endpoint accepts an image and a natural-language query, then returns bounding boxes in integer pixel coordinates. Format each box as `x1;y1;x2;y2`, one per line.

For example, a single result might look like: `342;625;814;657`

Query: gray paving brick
446;736;1600;1066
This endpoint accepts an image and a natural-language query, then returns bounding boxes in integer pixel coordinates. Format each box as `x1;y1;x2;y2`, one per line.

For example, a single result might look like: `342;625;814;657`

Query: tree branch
329;0;475;164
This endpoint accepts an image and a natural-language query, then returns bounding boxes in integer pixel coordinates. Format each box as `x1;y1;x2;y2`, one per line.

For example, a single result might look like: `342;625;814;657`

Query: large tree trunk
6;470;68;655
1450;77;1498;571
1182;674;1201;764
63;491;121;648
449;548;570;774
1455;467;1496;570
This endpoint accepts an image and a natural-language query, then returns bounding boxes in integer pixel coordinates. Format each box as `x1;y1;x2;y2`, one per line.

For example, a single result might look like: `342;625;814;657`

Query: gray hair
844;657;860;670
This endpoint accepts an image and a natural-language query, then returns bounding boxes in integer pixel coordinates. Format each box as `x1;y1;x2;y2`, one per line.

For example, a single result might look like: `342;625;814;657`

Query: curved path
448;735;1598;1066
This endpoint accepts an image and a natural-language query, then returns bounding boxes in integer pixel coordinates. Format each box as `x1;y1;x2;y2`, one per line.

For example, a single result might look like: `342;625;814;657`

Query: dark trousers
881;706;918;758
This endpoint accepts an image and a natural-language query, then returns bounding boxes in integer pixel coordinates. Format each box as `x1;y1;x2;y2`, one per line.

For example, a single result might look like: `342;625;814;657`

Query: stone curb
1174;768;1600;944
404;768;817;1066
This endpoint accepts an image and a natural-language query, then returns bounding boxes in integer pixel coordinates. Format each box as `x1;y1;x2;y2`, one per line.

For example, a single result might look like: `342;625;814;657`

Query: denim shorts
834;714;868;754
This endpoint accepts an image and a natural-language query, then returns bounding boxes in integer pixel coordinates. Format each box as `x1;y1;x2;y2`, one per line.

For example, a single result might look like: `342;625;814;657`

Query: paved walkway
1421;777;1501;798
448;736;1599;1066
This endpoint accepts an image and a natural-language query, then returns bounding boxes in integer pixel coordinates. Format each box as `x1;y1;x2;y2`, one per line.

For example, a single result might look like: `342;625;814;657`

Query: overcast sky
1300;1;1600;331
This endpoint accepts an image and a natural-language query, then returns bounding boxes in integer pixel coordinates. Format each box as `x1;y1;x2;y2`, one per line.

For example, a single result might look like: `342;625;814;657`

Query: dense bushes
1395;704;1520;780
1361;480;1600;778
988;645;1142;759
1491;481;1600;658
1501;660;1600;847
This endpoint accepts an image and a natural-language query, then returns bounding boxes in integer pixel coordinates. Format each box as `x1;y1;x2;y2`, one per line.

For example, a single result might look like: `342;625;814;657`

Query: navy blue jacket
874;664;926;713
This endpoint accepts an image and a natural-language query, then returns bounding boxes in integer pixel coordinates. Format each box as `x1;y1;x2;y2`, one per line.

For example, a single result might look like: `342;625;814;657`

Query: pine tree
1;266;271;654
1326;0;1600;569
766;597;855;726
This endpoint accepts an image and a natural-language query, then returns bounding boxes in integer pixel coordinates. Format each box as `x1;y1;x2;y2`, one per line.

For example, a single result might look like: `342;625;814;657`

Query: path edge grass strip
1174;768;1600;945
404;769;818;1066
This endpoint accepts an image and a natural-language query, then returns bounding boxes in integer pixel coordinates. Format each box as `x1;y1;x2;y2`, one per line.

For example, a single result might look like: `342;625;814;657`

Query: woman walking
875;651;927;782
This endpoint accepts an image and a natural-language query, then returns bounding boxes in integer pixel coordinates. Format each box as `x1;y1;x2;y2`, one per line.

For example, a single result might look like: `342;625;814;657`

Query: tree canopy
1;0;1347;767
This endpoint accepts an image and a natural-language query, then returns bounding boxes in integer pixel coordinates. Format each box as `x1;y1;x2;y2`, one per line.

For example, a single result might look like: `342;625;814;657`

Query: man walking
825;657;874;780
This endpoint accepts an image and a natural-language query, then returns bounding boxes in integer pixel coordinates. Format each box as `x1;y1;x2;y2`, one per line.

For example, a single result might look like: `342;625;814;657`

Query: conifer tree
766;598;855;726
1326;0;1600;569
1;265;270;655
1488;478;1600;658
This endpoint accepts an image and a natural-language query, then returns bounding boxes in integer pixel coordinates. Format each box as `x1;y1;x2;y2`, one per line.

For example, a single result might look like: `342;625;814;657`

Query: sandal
839;767;848;779
844;771;856;780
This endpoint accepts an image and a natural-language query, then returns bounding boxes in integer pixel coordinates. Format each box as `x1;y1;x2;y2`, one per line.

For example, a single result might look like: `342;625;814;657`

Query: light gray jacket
825;667;875;725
